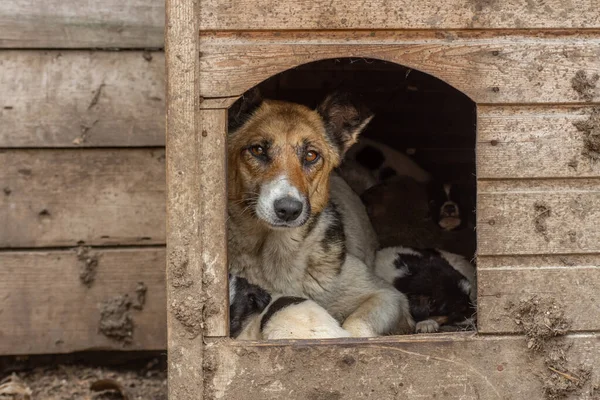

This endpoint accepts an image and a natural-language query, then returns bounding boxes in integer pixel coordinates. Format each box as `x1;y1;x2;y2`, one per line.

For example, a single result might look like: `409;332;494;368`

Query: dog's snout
274;197;303;222
442;203;457;215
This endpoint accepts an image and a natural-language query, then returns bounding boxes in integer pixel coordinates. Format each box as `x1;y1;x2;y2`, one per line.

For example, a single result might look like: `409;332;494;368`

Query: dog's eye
249;145;265;157
305;151;319;164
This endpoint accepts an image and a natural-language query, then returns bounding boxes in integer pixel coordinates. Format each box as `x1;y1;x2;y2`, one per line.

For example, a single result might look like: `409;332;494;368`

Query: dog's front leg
342;288;415;337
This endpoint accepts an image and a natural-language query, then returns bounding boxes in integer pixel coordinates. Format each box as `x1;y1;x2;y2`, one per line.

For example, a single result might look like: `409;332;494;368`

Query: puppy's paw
416;319;440;333
342;319;377;337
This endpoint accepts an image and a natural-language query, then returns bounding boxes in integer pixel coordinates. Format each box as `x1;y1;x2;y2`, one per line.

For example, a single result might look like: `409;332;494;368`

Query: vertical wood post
165;0;203;398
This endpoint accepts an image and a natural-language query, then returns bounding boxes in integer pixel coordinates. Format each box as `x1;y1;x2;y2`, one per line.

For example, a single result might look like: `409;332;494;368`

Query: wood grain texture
0;149;166;248
0;51;165;148
478;267;600;333
0;0;164;48
205;334;600;400
198;31;600;103
477;181;600;256
199;110;229;337
0;248;166;355
478;106;600;179
165;0;204;396
478;254;600;269
199;0;600;30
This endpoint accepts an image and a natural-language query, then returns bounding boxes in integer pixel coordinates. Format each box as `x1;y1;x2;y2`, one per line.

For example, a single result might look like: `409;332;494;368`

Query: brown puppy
227;91;414;337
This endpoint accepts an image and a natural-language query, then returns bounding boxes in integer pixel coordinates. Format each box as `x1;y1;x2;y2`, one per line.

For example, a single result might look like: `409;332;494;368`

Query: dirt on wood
510;297;595;399
533;202;551;241
171;297;204;338
571;70;599;102
573;108;600;161
169;248;193;288
99;295;135;344
77;246;100;287
542;344;592;400
511;297;569;352
98;283;148;344
0;362;166;400
133;283;148;311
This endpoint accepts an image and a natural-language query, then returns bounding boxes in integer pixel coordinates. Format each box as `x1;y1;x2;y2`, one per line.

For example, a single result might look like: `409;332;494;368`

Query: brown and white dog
227;91;414;337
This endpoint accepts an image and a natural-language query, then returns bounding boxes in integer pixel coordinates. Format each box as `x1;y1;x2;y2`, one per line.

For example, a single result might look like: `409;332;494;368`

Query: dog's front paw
342;319;377;337
416;319;439;333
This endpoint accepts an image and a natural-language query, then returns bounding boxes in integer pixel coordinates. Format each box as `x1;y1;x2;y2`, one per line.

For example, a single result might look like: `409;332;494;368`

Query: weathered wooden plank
165;0;204;396
478;254;600;269
199;110;229;337
199;96;240;110
478;267;600;334
0;248;166;355
0;149;165;248
0;51;165;148
198;31;600;103
477;183;600;255
199;0;600;30
478;106;600;179
205;334;600;400
0;0;164;48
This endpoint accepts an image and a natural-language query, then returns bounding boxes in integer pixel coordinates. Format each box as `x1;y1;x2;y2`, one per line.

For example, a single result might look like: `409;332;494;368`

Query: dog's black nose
442;204;457;215
274;197;303;222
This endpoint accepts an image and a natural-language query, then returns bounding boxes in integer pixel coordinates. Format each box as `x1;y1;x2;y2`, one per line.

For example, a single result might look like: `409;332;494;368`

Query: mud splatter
169;248;193;288
99;295;134;344
171;297;204;338
571;70;598;102
573;108;600;161
533;202;551;241
511;297;569;351
541;344;592;400
97;283;148;344
133;282;148;310
77;246;100;288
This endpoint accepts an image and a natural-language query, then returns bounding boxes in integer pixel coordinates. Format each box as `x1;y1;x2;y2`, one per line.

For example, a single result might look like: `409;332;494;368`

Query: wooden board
0;0;164;48
477;181;600;255
0;248;166;355
205;334;600;399
198;31;600;103
165;0;204;396
0;149;165;248
478;106;600;179
0;51;165;148
199;0;600;30
199;110;229;337
478;266;600;334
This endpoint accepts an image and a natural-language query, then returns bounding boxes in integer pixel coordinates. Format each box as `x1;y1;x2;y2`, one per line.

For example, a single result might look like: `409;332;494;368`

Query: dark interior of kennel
232;58;477;260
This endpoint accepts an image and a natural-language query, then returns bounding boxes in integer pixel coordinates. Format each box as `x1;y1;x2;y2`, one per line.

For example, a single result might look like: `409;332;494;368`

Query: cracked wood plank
0;51;165;148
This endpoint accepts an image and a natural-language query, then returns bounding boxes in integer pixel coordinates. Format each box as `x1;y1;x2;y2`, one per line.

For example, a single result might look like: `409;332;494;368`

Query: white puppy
229;275;351;340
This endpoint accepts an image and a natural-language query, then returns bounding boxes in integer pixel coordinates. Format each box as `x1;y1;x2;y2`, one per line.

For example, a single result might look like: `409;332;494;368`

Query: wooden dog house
165;1;600;398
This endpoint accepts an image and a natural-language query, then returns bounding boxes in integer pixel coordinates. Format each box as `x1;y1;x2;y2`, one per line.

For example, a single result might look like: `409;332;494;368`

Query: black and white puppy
427;182;468;231
229;275;351;340
374;247;476;333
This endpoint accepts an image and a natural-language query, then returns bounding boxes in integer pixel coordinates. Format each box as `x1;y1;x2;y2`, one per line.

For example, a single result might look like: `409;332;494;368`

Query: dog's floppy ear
228;87;263;133
317;91;374;156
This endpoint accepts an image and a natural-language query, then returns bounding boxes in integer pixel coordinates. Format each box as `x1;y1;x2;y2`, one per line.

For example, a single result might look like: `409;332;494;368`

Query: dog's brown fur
228;100;339;218
227;91;414;337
